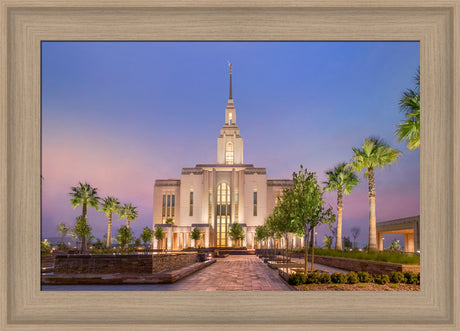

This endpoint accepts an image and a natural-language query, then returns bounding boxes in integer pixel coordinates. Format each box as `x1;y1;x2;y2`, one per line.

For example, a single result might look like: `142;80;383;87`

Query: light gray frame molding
1;0;458;329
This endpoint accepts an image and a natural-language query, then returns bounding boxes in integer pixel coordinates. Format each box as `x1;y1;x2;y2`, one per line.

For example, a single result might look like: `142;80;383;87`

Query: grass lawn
290;248;420;265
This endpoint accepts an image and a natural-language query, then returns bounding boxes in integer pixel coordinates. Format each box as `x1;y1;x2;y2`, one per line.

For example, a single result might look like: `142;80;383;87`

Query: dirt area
294;283;420;291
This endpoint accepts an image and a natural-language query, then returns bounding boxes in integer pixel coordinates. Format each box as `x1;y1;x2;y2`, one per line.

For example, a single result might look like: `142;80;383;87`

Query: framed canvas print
1;0;459;330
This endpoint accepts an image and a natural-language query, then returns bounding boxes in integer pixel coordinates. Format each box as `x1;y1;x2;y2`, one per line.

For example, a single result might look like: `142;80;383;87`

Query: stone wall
54;253;197;274
41;255;55;268
151;253;197;273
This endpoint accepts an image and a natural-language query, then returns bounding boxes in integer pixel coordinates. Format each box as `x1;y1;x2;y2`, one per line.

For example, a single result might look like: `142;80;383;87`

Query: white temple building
152;65;293;249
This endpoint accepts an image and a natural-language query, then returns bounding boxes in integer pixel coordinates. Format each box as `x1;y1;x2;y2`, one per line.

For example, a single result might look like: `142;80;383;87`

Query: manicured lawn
291;248;420;265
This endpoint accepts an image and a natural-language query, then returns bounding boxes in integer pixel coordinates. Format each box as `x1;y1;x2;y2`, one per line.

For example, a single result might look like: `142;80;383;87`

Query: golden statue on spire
228;61;232;74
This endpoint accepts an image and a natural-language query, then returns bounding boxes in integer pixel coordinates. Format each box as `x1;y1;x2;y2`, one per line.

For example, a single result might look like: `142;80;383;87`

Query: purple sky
42;41;420;248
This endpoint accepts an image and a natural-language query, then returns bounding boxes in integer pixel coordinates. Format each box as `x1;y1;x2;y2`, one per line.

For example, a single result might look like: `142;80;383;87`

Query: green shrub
347;271;359;284
306;272;321;284
390;271;405;283
319;273;332;284
41;239;51;251
391;284;399;289
56;242;67;250
288;272;307;285
404;271;418;284
357;271;373;283
331;272;347;284
373;274;390;285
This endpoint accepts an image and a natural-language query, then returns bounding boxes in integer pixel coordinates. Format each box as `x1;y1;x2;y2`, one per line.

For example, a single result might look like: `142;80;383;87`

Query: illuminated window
253;192;257;216
162;194;175;223
225;142;234;164
234;192;239;222
208;192;212;225
189;192;194;216
229;113;233;125
216;183;231;247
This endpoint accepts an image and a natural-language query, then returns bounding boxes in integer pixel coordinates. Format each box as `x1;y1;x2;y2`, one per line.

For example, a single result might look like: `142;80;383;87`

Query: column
167;227;173;251
377;232;383;251
205;227;210;247
242;227;247;247
404;234;409;252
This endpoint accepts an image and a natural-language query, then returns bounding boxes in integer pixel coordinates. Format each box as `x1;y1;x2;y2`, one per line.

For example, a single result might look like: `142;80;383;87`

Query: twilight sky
42;41;420;248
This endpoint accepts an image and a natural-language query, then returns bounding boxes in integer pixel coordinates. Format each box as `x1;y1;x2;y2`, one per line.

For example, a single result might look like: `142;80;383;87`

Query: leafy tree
284;166;335;273
395;67;420;150
141;227;153;248
351;227;360;249
69;182;100;251
116;226;134;250
133;237;142;248
93;238;104;249
228;223;245;248
165;218;174;225
56;222;70;246
119;203;138;229
342;236;353;250
255;225;269;251
41;239;51;251
154;227;165;251
100;196;121;248
350;137;402;251
388;239;401;251
190;227;202;248
323;162;359;250
73;216;92;253
265;214;279;257
323;235;333;249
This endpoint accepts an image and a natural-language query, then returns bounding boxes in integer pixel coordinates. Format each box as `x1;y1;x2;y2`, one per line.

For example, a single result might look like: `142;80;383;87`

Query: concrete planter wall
309;255;420;275
255;249;420;275
54;253;197;274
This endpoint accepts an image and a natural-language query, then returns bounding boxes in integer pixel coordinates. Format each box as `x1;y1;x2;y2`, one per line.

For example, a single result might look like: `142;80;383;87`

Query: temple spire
228;62;232;99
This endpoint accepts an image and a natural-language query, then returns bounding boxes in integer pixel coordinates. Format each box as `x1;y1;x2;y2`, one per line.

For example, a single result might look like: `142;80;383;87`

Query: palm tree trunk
336;188;343;250
368;168;378;251
106;212;112;248
81;202;88;252
126;218;130;229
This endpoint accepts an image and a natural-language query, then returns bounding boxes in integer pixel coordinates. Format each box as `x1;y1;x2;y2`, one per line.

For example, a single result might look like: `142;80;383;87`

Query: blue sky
42;41;420;248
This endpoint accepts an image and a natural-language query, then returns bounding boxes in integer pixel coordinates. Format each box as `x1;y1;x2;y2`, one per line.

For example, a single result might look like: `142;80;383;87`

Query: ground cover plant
288;271;420;287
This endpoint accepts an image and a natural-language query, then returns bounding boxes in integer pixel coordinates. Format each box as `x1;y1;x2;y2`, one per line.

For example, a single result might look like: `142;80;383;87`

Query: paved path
42;255;291;291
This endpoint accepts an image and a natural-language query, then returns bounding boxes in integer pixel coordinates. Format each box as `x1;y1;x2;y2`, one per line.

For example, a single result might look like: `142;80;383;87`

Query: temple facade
152;65;293;249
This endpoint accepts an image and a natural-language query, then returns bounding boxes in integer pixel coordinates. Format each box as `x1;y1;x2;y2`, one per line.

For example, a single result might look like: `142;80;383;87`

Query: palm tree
350;137;402;251
323;162;359;250
69;182;100;251
395;67;420;150
100;196;121;248
119;203;138;229
154;227;165;251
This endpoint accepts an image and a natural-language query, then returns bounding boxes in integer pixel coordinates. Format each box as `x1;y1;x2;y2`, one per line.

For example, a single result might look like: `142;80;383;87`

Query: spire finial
228;61;232;99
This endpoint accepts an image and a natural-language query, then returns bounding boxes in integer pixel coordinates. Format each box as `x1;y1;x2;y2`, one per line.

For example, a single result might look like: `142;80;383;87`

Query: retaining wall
53;253;197;274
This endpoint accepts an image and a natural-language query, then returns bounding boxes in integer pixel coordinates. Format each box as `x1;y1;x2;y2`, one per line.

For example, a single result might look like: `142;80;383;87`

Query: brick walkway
42;255;291;291
171;255;291;291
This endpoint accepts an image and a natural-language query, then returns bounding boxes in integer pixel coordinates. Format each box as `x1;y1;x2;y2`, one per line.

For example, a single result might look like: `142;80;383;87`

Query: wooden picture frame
1;0;458;329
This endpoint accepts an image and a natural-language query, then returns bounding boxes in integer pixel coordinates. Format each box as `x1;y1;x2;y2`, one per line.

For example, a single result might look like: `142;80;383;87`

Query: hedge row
288;271;420;286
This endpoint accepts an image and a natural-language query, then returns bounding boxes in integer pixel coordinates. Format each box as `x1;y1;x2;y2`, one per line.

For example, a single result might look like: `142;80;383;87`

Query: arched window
225;142;234;164
229;113;233;125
